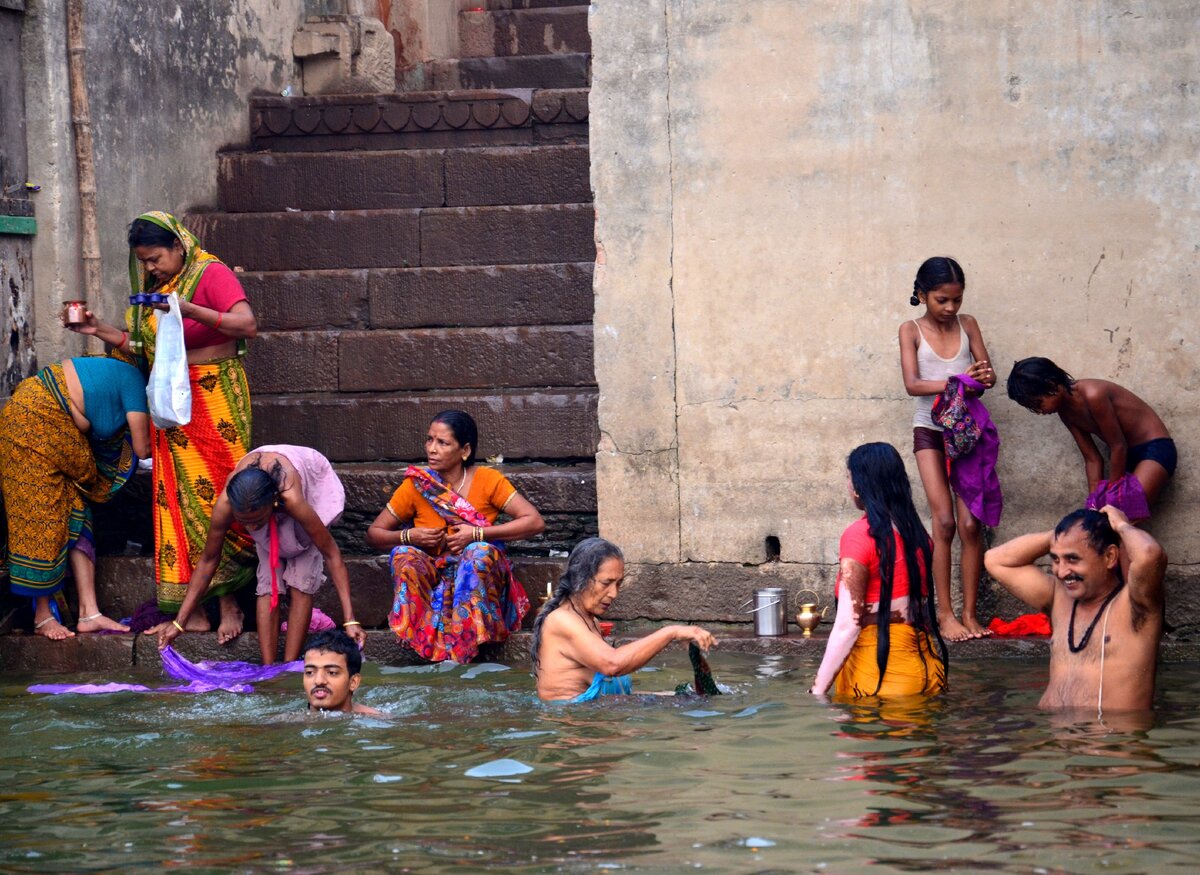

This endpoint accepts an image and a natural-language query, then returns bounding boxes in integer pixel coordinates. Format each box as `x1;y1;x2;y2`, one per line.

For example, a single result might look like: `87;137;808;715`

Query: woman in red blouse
66;212;257;643
811;442;947;698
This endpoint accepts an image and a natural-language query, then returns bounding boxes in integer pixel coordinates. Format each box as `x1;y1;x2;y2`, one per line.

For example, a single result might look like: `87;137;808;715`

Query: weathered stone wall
23;0;305;367
592;1;1200;617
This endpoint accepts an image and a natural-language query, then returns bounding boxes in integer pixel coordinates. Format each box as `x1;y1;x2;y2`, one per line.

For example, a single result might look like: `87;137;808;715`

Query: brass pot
794;589;828;636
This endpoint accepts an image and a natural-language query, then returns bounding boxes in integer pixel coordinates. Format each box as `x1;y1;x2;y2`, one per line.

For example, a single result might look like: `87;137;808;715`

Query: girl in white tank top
898;257;997;643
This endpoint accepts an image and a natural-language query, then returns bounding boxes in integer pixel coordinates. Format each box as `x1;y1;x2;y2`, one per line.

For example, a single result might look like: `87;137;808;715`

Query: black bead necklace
1067;581;1125;654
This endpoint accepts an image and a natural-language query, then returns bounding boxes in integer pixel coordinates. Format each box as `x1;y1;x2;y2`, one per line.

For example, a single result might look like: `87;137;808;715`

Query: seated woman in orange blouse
366;410;545;663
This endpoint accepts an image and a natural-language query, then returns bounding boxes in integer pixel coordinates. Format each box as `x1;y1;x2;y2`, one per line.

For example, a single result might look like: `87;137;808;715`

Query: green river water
3;653;1200;873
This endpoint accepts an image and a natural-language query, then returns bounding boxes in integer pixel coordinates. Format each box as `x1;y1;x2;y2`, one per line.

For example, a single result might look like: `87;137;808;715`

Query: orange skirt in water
834;623;945;698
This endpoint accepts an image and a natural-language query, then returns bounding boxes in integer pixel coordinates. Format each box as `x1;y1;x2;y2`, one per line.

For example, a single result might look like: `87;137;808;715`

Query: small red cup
598;621;614;637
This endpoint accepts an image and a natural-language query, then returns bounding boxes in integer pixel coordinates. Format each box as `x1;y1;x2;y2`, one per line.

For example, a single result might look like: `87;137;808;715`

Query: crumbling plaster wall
23;0;305;366
592;0;1200;618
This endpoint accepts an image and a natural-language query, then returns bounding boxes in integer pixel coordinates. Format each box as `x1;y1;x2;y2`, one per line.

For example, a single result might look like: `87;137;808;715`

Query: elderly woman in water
366;409;545;664
66;211;258;642
533;537;717;702
810;442;948;698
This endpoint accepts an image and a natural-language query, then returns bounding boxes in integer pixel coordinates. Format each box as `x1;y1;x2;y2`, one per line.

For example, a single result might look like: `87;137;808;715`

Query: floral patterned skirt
388;543;527;663
153;357;256;612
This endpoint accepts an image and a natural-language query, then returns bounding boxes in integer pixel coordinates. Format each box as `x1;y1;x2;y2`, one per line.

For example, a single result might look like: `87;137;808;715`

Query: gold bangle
343;620;362;628
171;619;185;633
401;529;409;546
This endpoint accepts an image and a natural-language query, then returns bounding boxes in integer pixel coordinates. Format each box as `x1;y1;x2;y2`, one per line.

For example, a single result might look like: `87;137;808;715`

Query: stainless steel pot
741;587;787;636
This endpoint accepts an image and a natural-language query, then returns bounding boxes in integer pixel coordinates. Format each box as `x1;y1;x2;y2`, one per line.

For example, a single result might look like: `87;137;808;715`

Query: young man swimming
303;630;384;715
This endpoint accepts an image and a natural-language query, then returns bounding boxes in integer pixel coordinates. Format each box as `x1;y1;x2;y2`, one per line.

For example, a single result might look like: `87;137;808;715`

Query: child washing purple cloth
157;445;366;664
1006;358;1175;522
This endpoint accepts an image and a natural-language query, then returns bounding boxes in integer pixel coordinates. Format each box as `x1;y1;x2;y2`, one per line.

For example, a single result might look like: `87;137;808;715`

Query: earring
462;456;469;462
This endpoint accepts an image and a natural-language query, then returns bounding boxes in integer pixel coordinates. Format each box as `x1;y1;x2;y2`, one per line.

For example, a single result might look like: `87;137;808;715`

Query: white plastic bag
146;292;192;428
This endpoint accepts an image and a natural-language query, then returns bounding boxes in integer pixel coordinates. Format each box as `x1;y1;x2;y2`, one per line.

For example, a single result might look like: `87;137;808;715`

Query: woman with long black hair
810;442;948;697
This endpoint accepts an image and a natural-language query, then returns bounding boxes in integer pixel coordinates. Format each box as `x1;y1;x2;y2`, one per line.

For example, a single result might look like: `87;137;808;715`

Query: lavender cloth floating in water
28;647;302;695
159;646;302;685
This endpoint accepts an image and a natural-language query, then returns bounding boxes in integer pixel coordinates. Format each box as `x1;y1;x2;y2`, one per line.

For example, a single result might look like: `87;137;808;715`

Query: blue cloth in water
567;672;632;703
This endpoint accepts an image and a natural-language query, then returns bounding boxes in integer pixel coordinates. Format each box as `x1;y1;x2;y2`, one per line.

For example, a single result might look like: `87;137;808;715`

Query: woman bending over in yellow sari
65;212;257;643
367;410;545;663
811;442;948;698
0;358;150;638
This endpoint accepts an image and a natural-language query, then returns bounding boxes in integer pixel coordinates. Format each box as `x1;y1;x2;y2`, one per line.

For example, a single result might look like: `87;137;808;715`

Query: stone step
90;463;596;561
250;89;588;152
484;0;588;10
0;626;1045;676
336;461;595;516
218;144;591;213
459;6;590;58
252;387;599;462
245;325;594;394
190;203;594;271
241;263;594;332
423;53;590;91
74;555;567;633
9;625;1200;677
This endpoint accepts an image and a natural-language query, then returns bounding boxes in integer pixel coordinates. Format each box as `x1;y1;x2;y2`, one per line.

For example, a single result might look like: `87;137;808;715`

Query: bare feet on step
938;613;972;642
76;613;131;634
217;595;244;645
34;615;75;640
962;615;993;639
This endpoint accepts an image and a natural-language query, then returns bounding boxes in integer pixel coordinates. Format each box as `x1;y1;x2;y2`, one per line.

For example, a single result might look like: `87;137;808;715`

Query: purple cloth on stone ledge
27;646;302;695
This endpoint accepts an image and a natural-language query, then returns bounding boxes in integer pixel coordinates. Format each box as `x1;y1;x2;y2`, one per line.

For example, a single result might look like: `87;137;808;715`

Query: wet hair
430;409;478;467
226;457;285;515
1054;509;1120;556
846;442;947;693
530;537;625;678
910;256;966;306
127;218;180;250
303;629;363;675
1006;357;1076;411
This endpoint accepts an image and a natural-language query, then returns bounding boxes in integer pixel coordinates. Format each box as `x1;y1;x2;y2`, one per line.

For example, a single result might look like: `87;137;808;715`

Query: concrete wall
23;0;305;367
1;5;37;396
592;1;1200;617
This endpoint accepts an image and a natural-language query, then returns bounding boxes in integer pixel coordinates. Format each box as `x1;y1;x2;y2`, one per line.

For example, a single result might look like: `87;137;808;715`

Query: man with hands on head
984;505;1166;714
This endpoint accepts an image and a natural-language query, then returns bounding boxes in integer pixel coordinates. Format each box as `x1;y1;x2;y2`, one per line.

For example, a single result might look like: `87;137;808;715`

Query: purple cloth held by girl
940;374;1003;527
28;646;302;695
1086;473;1150;523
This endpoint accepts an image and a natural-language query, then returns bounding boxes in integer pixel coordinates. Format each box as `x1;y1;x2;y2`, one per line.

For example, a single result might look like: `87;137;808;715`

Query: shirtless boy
1006;357;1176;508
304;630;384;715
984;506;1166;714
532;538;717;702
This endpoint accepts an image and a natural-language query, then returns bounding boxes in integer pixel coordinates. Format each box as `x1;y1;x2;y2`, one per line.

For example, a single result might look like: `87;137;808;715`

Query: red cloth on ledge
987;614;1051;637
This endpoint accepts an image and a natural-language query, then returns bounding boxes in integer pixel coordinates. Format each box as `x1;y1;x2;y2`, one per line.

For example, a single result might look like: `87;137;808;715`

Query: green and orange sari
124;211;255;612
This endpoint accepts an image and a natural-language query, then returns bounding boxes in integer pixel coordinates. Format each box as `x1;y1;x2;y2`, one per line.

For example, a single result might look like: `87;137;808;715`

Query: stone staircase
46;0;598;645
401;2;590;92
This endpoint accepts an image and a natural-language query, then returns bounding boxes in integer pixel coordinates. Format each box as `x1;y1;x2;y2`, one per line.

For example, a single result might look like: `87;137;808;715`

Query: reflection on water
3;656;1200;872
